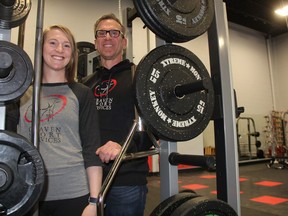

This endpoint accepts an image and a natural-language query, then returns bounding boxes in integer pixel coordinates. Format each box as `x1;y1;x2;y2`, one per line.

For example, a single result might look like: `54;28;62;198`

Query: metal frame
208;0;240;214
31;0;45;148
0;106;5;130
124;0;241;214
136;0;241;214
237;117;259;159
0;1;44;215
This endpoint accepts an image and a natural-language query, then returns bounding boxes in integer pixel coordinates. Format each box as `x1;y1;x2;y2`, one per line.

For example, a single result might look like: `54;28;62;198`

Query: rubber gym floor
144;161;288;216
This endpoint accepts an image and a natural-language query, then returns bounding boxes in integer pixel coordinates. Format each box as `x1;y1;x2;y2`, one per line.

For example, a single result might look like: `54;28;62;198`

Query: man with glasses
82;13;152;216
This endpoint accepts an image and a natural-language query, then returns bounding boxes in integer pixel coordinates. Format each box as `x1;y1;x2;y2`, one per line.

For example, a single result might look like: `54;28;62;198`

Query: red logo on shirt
24;94;67;123
94;79;117;97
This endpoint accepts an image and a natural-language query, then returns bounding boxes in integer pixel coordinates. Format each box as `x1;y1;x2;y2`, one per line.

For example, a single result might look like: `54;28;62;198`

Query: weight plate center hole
0;168;8;188
174;84;185;99
0;163;13;192
0;52;13;79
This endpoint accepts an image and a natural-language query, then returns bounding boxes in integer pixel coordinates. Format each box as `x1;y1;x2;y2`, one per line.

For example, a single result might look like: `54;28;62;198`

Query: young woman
17;25;102;216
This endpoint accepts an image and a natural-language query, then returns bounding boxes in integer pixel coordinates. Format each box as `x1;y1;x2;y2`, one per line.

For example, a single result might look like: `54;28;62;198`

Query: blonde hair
42;25;78;82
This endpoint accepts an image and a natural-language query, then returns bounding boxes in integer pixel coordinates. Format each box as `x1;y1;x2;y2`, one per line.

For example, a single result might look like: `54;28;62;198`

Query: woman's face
42;28;72;73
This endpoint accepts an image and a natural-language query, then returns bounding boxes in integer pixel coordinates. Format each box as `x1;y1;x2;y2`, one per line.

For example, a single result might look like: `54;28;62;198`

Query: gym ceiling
223;0;288;37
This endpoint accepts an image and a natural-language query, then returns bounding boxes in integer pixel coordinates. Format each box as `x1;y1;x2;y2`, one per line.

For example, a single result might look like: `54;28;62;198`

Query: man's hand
96;141;122;163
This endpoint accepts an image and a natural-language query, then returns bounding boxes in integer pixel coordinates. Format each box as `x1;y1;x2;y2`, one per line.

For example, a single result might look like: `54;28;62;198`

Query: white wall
5;0;288;153
271;33;288;111
229;24;274;115
9;0;134;61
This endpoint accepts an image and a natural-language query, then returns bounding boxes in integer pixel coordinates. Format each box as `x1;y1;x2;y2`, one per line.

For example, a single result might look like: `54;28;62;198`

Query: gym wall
8;0;288;153
271;33;288;111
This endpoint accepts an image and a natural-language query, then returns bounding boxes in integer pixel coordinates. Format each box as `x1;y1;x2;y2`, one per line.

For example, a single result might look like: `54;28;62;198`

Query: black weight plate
0;0;32;29
150;191;199;216
77;41;96;54
133;0;170;42
134;44;214;141
133;0;214;43
0;130;44;216
171;196;238;216
76;41;101;82
0;40;33;104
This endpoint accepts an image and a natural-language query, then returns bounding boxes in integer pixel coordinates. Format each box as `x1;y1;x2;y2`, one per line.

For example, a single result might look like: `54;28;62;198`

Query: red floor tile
250;195;288;205
181;184;209;190
199;176;248;181
254;181;283;187
239;177;248;182
211;190;217;194
199;175;216;179
178;165;198;169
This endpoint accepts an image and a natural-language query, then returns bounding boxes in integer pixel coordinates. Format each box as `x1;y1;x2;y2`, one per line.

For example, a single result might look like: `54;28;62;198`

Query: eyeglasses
95;30;123;38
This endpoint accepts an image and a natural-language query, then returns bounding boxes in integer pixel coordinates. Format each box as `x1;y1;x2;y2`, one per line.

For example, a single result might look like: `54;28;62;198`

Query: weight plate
0;40;33;104
77;41;96;54
134;44;214;141
133;0;168;42
76;41;101;82
0;130;44;216
150;191;199;216
133;0;215;43
171;196;238;216
0;0;32;29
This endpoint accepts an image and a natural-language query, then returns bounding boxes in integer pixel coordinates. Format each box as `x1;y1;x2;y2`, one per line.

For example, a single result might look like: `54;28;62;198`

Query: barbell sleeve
174;79;210;98
169;152;216;170
0;52;13;78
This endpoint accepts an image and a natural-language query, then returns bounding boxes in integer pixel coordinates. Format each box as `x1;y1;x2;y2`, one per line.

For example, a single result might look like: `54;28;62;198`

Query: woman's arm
82;166;102;216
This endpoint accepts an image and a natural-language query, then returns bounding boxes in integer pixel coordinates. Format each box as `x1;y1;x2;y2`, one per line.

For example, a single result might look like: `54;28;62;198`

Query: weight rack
265;110;288;169
0;0;240;215
125;0;240;215
0;0;45;215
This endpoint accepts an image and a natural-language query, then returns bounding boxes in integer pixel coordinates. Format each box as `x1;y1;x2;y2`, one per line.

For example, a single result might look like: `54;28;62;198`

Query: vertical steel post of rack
208;0;241;214
32;0;45;148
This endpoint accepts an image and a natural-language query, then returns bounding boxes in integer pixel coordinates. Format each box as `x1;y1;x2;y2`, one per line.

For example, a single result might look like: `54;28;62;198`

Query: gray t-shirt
18;82;101;201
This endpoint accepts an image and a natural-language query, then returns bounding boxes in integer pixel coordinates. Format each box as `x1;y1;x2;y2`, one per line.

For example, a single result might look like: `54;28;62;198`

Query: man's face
95;19;127;62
